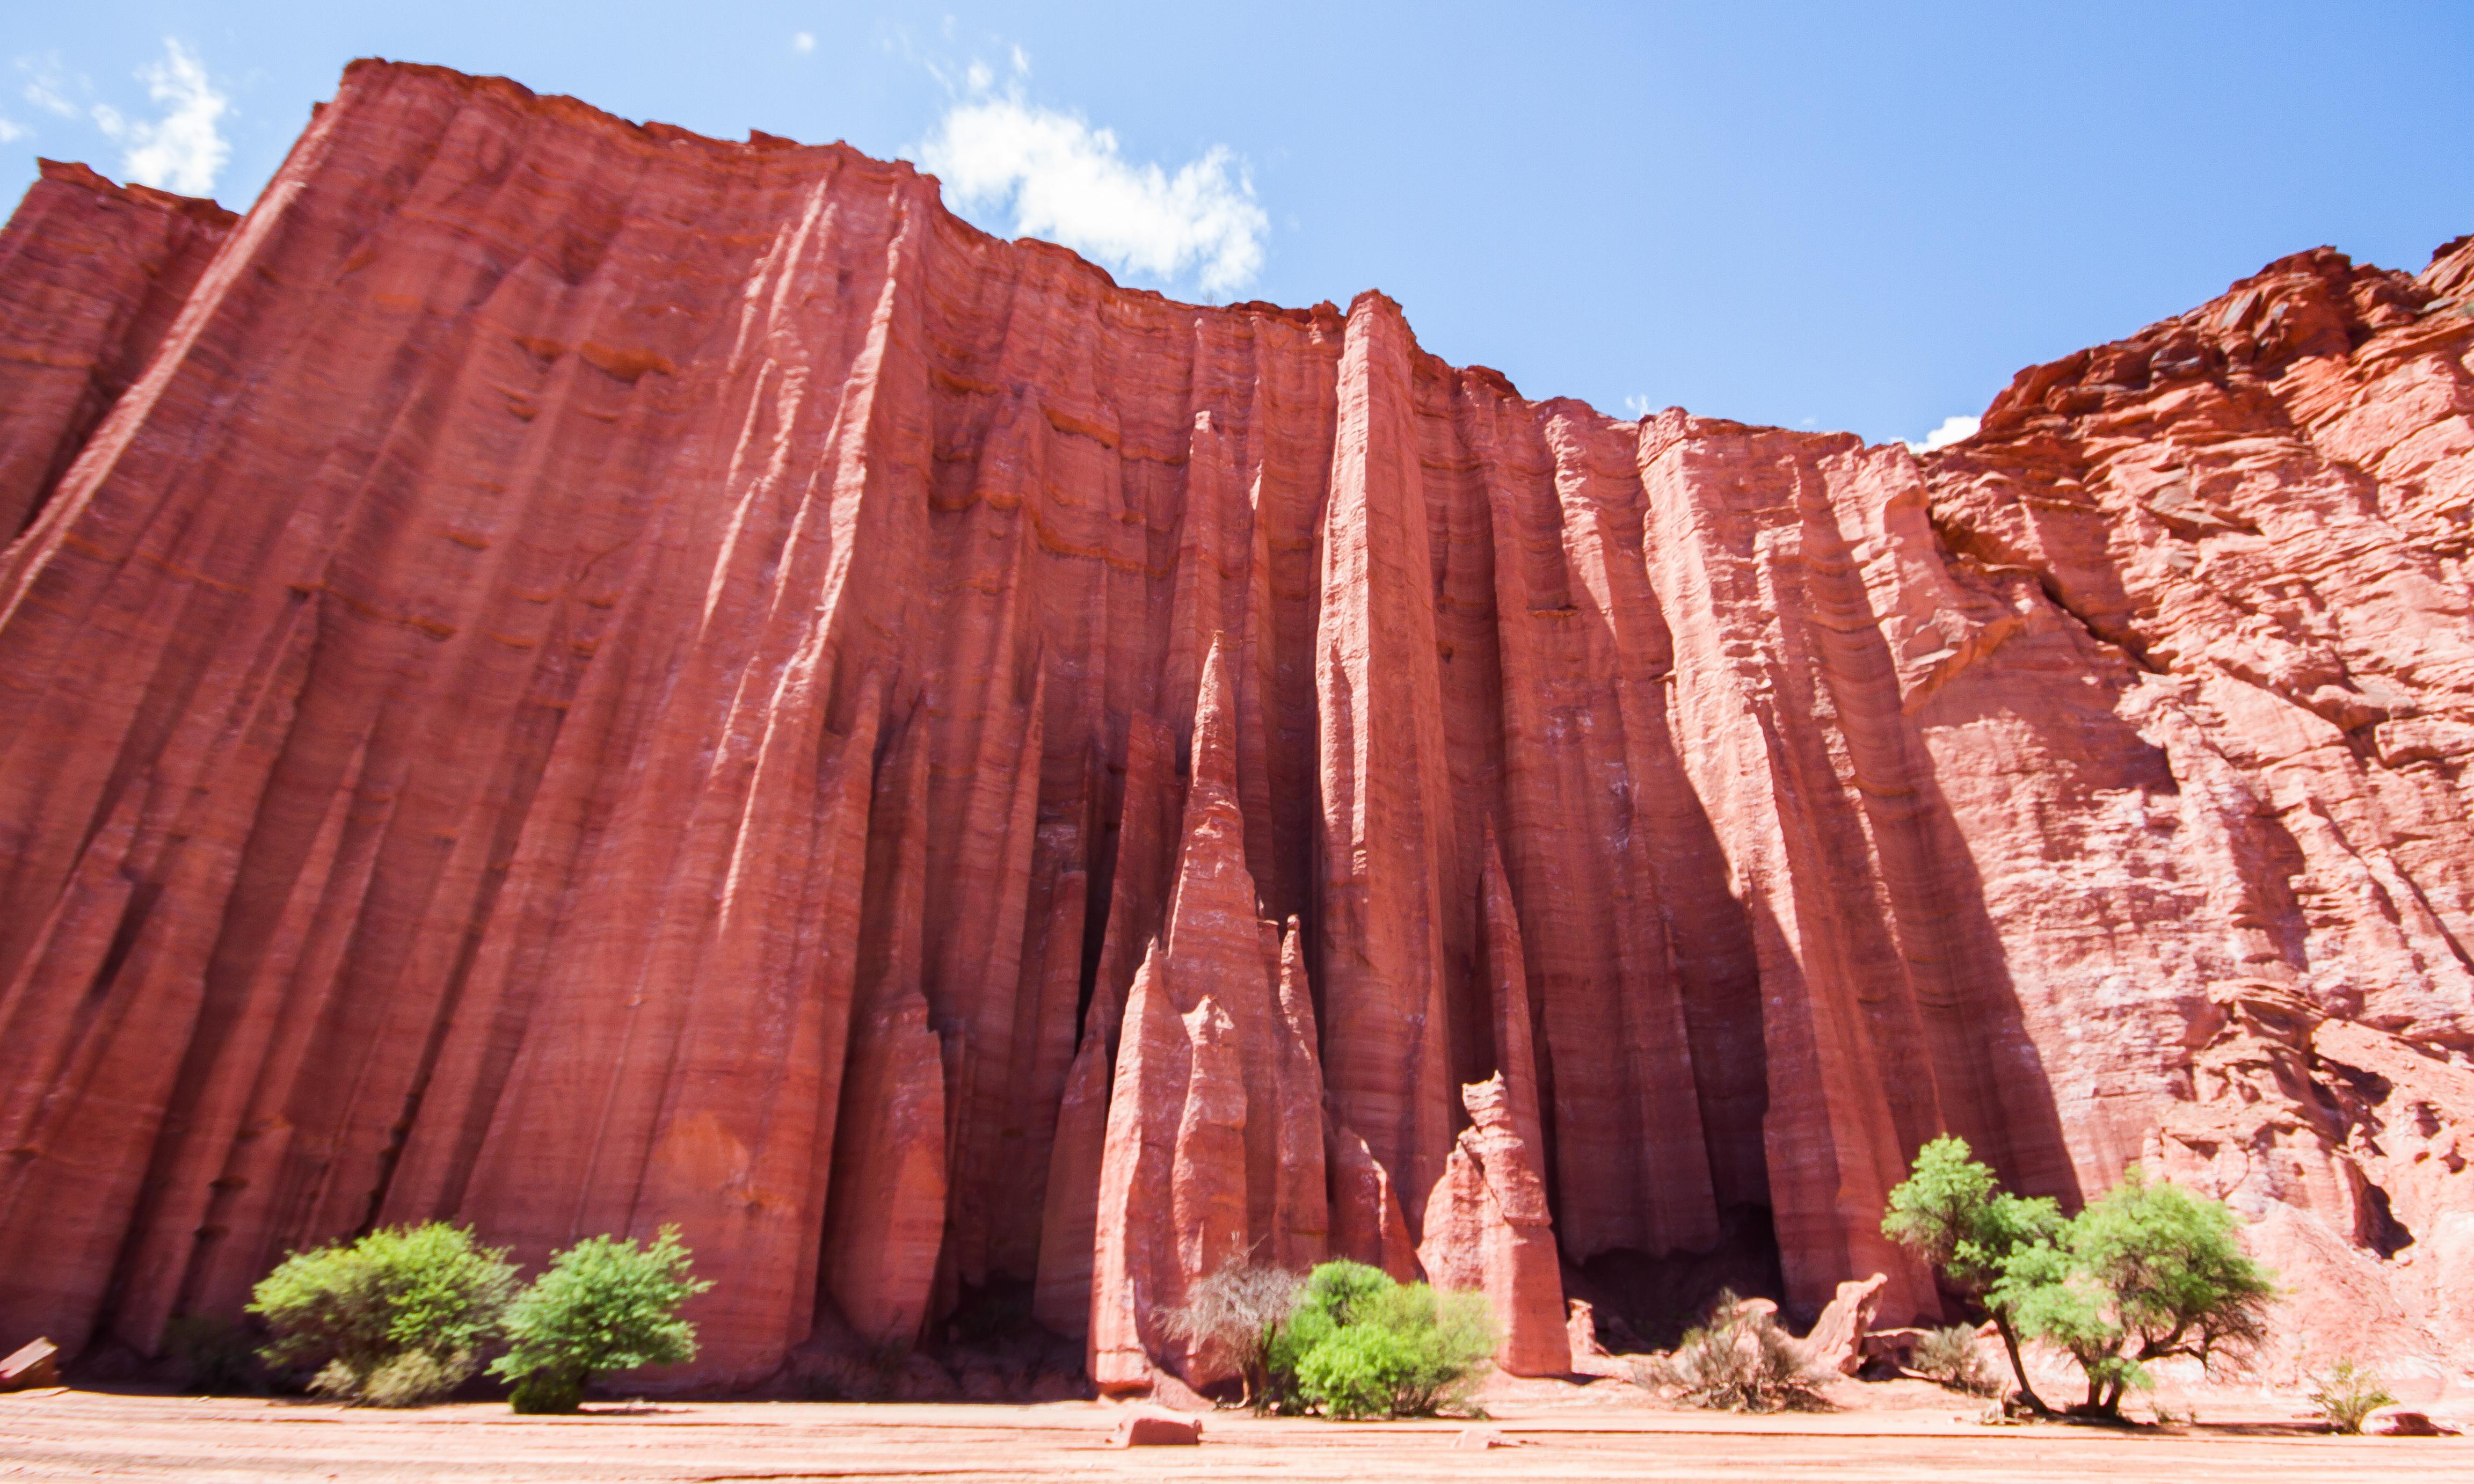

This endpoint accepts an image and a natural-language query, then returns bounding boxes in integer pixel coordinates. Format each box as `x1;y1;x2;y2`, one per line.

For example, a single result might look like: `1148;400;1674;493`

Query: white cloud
965;59;993;91
793;31;816;54
1622;394;1653;419
916;90;1268;297
92;40;229;195
1010;44;1030;76
0;115;24;144
18;54;81;119
1905;413;1980;454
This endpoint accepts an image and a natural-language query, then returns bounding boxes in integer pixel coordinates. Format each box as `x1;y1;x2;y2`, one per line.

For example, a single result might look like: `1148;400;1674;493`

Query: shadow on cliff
1895;683;2095;1219
1800;508;2087;1226
787;1277;1094;1403
1563;1204;1787;1354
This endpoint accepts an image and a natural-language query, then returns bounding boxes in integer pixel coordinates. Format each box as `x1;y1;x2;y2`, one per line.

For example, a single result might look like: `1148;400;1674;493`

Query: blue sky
5;2;2470;447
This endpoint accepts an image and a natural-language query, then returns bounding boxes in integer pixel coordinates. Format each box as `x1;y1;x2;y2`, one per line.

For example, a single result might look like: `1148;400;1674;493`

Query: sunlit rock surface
2;59;2471;1390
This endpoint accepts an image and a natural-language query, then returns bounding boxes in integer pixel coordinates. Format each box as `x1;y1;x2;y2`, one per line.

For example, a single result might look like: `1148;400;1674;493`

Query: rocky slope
0;59;2468;1394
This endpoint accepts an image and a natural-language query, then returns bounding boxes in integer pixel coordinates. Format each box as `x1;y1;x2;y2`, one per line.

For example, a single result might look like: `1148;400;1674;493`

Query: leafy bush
1161;1260;1305;1412
488;1225;710;1413
1264;1261;1386;1413
249;1224;517;1406
1269;1261;1495;1419
2308;1358;2396;1435
1993;1168;2275;1417
1911;1325;2000;1397
1634;1290;1830;1412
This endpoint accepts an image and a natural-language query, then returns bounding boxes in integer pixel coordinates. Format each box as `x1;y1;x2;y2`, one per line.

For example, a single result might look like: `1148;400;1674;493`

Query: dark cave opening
1561;1202;1786;1354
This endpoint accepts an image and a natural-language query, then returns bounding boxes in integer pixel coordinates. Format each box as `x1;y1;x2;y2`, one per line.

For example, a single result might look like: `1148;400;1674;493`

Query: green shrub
1272;1261;1494;1420
1264;1260;1388;1411
1911;1325;1999;1397
249;1224;516;1406
2308;1358;2395;1435
1634;1290;1830;1413
488;1225;710;1413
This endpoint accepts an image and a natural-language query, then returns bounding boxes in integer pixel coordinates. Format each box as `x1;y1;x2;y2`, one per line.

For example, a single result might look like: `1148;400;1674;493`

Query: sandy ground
3;1384;2468;1482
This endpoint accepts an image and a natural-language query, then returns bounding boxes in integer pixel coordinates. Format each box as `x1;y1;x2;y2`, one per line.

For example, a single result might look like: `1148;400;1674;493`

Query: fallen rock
1110;1405;1202;1447
0;1337;60;1391
1798;1272;1888;1375
1453;1425;1524;1449
2363;1405;2465;1437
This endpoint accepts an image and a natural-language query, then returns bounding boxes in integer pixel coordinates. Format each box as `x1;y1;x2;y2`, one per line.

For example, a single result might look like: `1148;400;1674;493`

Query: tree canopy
1883;1137;2275;1418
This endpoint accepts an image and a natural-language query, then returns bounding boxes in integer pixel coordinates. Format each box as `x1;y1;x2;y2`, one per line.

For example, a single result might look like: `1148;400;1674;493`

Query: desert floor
3;1381;2468;1482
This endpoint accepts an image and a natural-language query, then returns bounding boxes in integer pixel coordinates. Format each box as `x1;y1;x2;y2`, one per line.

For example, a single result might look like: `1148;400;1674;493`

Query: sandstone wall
1;60;2469;1390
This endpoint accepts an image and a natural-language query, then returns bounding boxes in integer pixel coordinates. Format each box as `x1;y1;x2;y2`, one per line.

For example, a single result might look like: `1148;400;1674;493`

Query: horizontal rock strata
1;59;2471;1387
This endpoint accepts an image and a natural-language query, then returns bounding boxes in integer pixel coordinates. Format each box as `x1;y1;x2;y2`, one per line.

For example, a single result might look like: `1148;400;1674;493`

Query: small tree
2308;1359;2396;1435
1161;1259;1305;1412
1995;1168;2275;1417
1881;1134;2064;1413
249;1224;517;1406
489;1226;711;1413
1271;1261;1495;1420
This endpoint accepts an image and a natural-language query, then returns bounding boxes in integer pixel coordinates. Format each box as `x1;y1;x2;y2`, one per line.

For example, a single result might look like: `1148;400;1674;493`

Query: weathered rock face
2;59;2471;1389
1089;641;1331;1393
0;161;234;541
1416;1075;1568;1377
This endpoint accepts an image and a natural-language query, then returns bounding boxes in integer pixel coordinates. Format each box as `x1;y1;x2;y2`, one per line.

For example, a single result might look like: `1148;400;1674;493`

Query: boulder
0;1337;60;1391
2363;1406;2465;1437
1110;1405;1203;1447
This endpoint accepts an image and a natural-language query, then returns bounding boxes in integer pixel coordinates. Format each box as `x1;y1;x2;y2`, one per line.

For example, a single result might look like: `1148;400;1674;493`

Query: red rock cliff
2;60;2470;1390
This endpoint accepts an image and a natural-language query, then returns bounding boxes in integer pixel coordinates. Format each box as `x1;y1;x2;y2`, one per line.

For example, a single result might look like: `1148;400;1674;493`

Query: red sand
2;1387;2466;1483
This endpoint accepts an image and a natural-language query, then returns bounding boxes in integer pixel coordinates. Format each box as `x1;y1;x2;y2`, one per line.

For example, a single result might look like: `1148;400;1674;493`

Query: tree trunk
1990;1314;2050;1415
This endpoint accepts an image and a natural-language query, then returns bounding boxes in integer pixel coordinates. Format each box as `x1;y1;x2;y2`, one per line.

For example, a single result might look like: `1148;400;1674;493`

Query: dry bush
1162;1260;1306;1412
2308;1359;2396;1435
1912;1325;2001;1397
1632;1290;1831;1413
359;1349;476;1408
